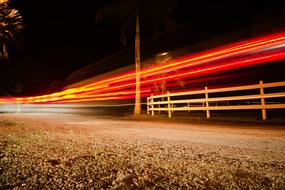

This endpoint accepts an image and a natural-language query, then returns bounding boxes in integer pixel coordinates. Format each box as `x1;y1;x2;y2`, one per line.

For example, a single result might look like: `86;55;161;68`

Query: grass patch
7;136;24;146
0;120;24;129
6;135;26;147
28;131;49;142
0;120;19;127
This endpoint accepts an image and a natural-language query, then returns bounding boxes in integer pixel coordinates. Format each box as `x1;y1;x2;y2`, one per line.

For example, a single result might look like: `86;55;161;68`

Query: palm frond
97;0;177;45
0;0;24;60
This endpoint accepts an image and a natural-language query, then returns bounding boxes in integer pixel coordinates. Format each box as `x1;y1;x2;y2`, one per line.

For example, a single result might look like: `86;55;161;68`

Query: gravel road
0;113;285;189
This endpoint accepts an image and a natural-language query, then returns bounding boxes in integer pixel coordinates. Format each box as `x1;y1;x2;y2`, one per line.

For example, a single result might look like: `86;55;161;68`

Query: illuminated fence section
147;80;285;120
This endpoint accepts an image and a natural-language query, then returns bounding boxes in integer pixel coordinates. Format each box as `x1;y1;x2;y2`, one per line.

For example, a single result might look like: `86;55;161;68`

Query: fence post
151;94;154;116
147;98;149;115
259;80;267;120
205;86;210;119
188;102;190;112
158;99;161;114
167;91;172;118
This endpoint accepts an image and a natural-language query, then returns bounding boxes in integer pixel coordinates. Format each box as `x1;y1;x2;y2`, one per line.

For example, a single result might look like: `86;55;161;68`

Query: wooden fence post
205;86;210;119
158;98;161;114
167;91;172;118
147;98;149;115
259;80;267;120
151;94;154;116
188;102;190;112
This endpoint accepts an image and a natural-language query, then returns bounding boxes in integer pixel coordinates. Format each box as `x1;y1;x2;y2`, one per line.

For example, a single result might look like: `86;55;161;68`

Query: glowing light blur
1;32;285;106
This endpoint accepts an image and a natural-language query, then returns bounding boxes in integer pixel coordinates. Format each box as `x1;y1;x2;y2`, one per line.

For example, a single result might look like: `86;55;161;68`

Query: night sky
1;0;285;95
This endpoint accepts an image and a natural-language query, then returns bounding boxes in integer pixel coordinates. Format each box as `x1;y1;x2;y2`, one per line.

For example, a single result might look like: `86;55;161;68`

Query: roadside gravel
0;113;285;189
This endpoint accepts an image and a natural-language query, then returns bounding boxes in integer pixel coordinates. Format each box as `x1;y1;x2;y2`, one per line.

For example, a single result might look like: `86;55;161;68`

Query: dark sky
1;0;284;95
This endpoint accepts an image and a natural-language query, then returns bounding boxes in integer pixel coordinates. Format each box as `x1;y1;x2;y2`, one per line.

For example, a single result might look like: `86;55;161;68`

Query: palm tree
96;0;176;115
0;0;24;60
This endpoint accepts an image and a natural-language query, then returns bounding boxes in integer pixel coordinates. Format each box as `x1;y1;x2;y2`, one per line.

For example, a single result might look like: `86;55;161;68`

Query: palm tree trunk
0;43;8;60
134;14;141;115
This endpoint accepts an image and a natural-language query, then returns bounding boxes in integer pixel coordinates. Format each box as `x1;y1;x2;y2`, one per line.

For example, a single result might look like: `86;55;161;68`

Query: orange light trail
1;32;285;105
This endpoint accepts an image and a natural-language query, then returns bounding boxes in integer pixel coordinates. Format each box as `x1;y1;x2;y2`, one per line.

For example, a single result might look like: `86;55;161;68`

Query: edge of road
123;112;285;128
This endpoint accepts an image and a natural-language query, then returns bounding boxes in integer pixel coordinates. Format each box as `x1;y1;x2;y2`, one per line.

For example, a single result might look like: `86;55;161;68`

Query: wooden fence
146;80;285;120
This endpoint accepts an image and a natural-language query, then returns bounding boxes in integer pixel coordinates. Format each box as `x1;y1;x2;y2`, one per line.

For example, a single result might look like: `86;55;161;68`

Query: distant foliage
0;0;24;60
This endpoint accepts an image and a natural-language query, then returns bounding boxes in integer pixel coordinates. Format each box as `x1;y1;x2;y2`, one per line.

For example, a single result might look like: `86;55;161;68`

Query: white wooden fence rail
146;80;285;120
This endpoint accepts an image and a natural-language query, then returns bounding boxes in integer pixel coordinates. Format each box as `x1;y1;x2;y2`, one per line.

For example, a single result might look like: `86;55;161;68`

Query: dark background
0;0;285;96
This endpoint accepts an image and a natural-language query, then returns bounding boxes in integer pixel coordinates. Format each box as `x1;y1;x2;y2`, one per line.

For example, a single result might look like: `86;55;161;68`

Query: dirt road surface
1;113;285;189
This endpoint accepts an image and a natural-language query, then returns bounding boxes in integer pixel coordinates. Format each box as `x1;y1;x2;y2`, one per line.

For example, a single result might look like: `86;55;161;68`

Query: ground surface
0;113;285;189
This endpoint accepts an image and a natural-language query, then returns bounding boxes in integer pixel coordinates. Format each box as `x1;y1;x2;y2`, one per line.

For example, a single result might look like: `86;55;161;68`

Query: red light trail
1;32;285;105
